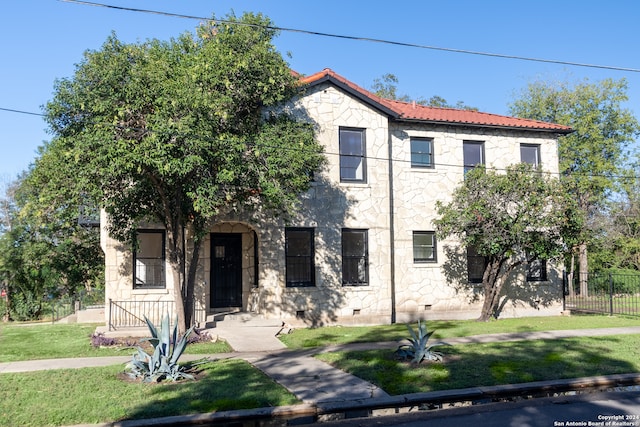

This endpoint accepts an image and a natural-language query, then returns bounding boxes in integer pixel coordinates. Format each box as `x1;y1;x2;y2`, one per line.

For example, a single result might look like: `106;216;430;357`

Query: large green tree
509;78;639;293
589;163;640;271
42;12;325;331
0;169;102;321
435;164;578;321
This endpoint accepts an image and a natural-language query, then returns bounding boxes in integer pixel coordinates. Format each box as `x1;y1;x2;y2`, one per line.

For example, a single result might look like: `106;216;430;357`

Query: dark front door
211;233;243;308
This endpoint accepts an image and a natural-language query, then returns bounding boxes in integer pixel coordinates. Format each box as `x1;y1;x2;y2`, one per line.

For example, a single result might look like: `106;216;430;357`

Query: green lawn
0;323;232;362
0;359;298;427
1;315;639;426
279;314;640;349
316;334;640;395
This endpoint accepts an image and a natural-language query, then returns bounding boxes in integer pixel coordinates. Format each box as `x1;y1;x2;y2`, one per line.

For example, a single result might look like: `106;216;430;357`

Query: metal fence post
108;299;113;331
609;272;614;316
562;270;567;311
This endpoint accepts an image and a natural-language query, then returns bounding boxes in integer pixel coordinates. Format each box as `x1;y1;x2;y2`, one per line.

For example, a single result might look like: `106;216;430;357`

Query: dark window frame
133;230;166;289
410;137;435;168
463;140;485;175
527;258;548;282
520;143;541;167
413;231;437;263
467;245;487;284
342;229;369;286
285;228;316;287
339;127;367;183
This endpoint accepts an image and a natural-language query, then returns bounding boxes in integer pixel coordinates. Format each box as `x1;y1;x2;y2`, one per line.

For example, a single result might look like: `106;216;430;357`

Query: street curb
64;373;640;427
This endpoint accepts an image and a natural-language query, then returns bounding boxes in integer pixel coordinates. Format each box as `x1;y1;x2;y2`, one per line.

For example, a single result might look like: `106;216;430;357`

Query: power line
60;0;640;74
3;104;639;181
0;107;43;117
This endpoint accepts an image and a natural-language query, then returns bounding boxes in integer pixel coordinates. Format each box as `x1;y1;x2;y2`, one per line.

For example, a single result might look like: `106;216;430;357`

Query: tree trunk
578;241;589;297
478;285;500;322
165;221;187;333
184;237;202;328
478;259;503;321
568;251;576;297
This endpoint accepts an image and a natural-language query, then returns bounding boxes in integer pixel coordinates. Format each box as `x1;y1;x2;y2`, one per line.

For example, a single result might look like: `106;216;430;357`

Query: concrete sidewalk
2;325;640;406
2;325;640;427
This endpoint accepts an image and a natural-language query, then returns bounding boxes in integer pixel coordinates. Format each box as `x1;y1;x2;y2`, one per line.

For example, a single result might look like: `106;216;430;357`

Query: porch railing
108;299;207;330
108;299;175;330
563;272;640;317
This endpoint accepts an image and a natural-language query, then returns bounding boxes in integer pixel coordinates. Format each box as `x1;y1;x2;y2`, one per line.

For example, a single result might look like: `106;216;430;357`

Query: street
306;391;640;427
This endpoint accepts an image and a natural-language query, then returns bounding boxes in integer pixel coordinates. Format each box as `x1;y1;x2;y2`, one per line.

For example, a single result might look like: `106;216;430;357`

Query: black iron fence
564;272;640;317
50;290;104;323
108;299;207;330
108;299;175;330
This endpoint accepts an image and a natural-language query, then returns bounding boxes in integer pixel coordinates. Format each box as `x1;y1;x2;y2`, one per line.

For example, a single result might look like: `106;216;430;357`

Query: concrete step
200;312;283;329
198;312;286;352
76;306;105;323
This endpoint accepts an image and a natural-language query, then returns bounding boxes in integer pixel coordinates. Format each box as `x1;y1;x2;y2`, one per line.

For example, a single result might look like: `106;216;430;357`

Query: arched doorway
208;222;258;312
211;233;242;308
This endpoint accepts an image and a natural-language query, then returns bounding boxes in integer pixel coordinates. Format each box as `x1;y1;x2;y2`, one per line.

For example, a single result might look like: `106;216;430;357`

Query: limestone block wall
100;80;566;327
257;82;395;324
388;123;564;321
100;212;176;325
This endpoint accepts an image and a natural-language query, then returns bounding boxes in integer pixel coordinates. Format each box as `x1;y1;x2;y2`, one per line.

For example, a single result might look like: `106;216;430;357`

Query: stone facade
101;69;570;327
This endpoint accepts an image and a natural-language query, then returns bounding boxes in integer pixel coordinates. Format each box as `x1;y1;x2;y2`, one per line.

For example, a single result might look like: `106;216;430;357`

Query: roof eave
395;117;574;135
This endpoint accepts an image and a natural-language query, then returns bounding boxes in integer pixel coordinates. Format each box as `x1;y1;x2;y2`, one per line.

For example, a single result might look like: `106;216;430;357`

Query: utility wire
2;104;638;181
0;107;43;117
60;0;640;74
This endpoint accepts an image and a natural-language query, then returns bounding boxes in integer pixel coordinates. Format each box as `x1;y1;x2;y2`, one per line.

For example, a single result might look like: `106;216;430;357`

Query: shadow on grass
120;359;298;422
315;335;640;396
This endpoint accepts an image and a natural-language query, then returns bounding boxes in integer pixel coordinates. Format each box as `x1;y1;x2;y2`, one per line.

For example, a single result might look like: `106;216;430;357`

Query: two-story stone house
101;69;572;329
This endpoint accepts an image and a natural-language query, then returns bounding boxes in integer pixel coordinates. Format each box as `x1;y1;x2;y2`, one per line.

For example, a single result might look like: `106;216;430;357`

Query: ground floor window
527;258;548;281
285;228;315;287
413;231;437;263
467;245;486;284
342;229;368;286
134;230;165;289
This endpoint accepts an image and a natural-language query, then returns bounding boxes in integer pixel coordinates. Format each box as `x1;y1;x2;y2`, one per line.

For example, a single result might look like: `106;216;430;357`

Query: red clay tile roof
300;68;573;134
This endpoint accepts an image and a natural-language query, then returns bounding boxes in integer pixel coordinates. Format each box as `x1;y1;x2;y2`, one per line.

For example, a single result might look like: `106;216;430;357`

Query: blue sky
1;0;639;181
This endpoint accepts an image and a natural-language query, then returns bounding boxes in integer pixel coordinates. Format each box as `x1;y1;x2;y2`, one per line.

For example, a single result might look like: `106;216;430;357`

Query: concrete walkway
2;325;640;406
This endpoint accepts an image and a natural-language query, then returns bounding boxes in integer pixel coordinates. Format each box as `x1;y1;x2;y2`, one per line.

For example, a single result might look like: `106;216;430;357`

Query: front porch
103;220;270;330
98;304;287;352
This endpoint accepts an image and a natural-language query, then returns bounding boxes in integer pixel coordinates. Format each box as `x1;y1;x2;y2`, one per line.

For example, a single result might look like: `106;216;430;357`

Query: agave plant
126;314;196;382
394;320;450;364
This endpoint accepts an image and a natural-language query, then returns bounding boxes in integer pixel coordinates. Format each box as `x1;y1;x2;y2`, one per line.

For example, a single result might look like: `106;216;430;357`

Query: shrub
395;320;449;364
187;328;214;344
90;332;118;348
126;314;196;382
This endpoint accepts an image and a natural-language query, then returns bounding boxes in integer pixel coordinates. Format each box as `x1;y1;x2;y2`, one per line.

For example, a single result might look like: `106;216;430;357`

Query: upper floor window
285;228;315;287
342;229;369;286
413;231;437;263
520;144;541;167
463;141;484;175
339;127;366;182
411;138;434;168
134;230;165;289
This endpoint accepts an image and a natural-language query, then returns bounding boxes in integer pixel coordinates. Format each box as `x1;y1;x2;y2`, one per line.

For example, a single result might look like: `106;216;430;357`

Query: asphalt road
304;391;640;427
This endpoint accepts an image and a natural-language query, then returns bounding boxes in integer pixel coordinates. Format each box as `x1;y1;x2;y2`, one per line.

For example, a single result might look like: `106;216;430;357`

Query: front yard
0;315;638;426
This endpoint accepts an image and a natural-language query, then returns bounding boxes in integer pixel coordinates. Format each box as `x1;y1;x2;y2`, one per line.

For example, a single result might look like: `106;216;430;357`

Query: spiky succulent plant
126;314;195;382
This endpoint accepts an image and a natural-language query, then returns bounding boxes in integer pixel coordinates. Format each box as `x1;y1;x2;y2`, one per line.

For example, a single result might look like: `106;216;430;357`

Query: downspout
387;129;397;324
